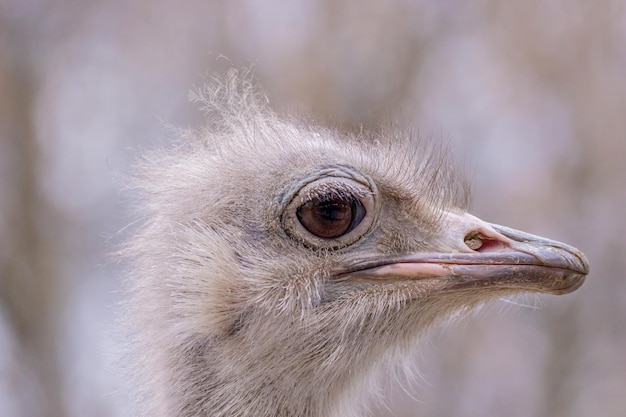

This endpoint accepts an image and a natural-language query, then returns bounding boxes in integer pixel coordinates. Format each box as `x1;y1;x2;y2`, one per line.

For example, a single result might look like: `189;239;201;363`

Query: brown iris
296;196;366;239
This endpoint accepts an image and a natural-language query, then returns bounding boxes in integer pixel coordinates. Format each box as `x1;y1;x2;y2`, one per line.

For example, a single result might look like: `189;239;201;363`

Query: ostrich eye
296;196;366;239
281;172;379;249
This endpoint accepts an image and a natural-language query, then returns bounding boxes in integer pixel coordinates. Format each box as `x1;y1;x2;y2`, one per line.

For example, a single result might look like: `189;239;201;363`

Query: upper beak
340;212;589;295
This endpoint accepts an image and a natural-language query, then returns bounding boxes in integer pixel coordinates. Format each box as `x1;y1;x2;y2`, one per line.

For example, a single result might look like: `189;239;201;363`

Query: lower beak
340;215;589;295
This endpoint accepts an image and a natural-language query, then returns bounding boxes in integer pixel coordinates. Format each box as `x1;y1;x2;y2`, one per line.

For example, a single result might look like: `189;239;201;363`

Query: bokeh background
1;1;624;416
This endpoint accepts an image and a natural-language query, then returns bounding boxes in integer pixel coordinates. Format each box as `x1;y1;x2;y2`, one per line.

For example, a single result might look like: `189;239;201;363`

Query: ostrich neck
151;300;439;417
161;334;355;417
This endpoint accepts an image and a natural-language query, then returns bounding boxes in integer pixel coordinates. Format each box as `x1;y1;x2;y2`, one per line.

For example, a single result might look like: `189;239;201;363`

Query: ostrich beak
342;213;589;295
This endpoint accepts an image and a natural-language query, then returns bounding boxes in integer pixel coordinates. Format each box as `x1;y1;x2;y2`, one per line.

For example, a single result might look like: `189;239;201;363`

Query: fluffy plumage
121;69;588;417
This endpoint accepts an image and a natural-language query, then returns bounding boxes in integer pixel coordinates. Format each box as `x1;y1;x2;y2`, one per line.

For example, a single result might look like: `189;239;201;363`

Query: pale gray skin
123;73;589;417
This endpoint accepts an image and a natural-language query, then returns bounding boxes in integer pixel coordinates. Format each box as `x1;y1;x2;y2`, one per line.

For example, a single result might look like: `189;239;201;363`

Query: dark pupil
318;202;350;221
296;196;365;239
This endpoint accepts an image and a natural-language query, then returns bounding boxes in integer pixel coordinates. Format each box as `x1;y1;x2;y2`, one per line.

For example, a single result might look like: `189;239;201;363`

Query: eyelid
299;183;366;205
279;165;374;207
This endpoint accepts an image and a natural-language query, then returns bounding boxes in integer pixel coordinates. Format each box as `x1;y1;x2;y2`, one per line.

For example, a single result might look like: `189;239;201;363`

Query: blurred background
1;0;624;416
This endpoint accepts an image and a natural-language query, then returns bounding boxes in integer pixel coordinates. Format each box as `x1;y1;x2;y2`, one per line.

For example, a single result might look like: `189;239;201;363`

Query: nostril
464;233;484;250
464;232;508;252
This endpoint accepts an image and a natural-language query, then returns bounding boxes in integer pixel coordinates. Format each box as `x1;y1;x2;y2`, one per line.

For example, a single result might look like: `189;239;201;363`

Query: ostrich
122;71;589;417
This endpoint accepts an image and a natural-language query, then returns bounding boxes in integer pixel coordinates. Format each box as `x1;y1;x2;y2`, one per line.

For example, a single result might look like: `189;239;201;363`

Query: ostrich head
123;72;589;417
